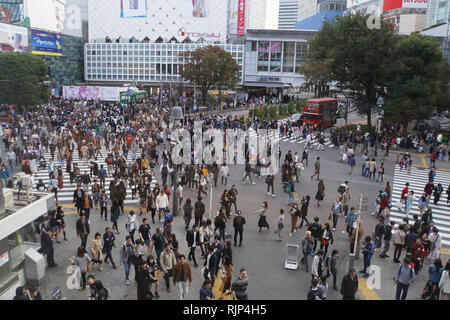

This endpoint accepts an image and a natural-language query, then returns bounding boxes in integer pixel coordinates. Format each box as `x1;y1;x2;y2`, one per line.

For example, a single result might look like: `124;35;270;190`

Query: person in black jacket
329;249;339;290
307;217;323;253
135;261;152;300
87;275;108;300
76;214;90;248
374;216;385;249
103;227;117;269
73;184;85;214
186;226;201;267
40;227;57;267
380;221;395;258
194;196;205;227
340;268;358;300
233;210;246;247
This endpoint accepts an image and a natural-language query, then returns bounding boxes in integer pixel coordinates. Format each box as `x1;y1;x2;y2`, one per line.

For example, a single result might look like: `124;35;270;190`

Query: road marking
440;248;450;256
358;278;381;300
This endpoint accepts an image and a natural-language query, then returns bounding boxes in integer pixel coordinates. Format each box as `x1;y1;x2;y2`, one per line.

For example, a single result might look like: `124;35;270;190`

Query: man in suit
212;235;223;276
186;225;201;267
203;245;218;286
233;210;246;247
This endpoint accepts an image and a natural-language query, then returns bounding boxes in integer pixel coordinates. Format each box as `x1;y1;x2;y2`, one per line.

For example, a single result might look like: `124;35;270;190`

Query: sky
266;0;279;29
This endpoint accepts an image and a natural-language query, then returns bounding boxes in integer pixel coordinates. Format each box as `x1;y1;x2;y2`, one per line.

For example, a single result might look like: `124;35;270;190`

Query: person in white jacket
156;190;169;223
311;249;324;279
439;260;450;300
221;163;229;186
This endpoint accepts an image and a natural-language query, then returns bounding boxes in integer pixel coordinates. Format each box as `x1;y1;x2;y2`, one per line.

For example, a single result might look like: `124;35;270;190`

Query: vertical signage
237;0;245;35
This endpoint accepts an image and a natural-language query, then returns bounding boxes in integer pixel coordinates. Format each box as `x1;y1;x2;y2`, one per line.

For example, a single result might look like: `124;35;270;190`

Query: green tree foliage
0;52;51;108
383;34;450;135
179;46;240;105
299;13;399;128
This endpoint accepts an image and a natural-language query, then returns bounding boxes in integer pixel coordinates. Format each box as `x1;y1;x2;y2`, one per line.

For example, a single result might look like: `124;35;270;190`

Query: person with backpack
87;275;108;300
120;236;136;286
126;210;137;244
394;257;415;300
307;217;323;253
311;249;324;280
429;227;442;261
160;244;177;293
265;174;275;197
214;210;227;241
317;276;329;300
289;203;300;236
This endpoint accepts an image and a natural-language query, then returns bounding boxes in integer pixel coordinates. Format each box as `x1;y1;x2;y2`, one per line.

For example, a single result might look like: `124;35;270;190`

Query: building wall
24;0;65;33
398;13;426;34
278;0;299;29
85;42;244;85
426;0;449;27
27;30;84;87
298;0;319;21
247;0;267;29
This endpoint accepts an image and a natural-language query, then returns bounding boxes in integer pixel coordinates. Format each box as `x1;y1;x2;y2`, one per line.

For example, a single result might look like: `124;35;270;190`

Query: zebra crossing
32;147;157;204
247;127;335;148
389;165;450;247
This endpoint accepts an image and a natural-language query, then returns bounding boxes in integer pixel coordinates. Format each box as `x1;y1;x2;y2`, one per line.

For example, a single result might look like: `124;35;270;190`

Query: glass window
257;41;270;72
269;42;282;73
283;42;295;73
295;43;308;72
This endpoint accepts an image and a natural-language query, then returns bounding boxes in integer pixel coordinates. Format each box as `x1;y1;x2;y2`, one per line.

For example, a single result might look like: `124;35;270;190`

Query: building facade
0;0;24;24
425;0;449;27
243;28;316;90
278;0;300;29
85;42;244;86
298;0;320;21
0;188;55;300
246;0;267;29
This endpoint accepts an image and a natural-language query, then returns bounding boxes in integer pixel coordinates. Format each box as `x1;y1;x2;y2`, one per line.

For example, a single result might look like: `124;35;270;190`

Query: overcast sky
266;0;279;29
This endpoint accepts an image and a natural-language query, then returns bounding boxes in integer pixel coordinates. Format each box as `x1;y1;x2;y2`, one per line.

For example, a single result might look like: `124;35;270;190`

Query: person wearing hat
311;249;324;279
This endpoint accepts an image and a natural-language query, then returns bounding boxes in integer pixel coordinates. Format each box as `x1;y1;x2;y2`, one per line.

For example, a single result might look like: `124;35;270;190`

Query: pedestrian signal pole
349;194;368;272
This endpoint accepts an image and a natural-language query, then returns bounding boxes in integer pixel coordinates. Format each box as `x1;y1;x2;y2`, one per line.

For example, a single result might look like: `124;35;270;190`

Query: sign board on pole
237;0;246;35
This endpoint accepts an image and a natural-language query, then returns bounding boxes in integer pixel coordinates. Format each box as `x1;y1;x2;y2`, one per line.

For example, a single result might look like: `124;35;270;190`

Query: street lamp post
170;106;184;216
373;97;384;157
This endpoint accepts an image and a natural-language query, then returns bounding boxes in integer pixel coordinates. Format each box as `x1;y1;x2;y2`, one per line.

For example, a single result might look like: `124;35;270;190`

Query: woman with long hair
219;257;234;300
315;179;325;206
89;232;104;271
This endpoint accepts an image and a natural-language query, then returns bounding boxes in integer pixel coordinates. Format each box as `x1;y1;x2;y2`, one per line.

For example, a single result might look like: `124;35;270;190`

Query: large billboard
237;0;246;35
31;29;62;56
63;86;123;101
89;0;227;42
383;0;428;11
0;22;28;52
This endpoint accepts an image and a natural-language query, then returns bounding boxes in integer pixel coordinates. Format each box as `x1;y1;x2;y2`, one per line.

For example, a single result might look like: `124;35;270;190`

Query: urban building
278;0;299;29
64;0;89;42
295;10;343;30
298;0;320;21
425;0;449;27
243;28;316;92
0;187;55;300
246;0;267;29
318;0;346;12
23;0;65;33
84;42;244;87
0;0;24;24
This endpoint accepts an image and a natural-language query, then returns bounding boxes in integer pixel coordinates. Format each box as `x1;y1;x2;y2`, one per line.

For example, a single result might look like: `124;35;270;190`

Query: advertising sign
63;86;123;101
237;0;246;35
193;0;206;17
383;0;427;11
0;22;28;53
401;0;428;9
229;0;238;34
31;29;62;56
121;0;148;18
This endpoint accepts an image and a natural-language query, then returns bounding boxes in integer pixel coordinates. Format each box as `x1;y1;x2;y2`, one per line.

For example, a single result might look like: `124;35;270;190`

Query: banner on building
0;22;28;53
121;0;148;18
237;0;245;35
31;29;62;56
63;86;123;101
229;0;238;34
383;0;427;11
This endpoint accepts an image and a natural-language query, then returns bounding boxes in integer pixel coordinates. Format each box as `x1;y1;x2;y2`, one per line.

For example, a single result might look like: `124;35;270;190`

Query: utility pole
349;194;368;272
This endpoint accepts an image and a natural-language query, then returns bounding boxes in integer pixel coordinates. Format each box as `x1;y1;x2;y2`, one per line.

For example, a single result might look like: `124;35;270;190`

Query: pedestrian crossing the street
389;165;450;246
32;147;157;204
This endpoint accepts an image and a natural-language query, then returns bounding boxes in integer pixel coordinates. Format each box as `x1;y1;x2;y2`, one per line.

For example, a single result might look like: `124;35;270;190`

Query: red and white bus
302;98;338;130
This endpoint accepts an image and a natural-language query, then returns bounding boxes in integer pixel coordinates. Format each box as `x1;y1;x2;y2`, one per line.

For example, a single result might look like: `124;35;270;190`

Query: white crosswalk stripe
247;129;335;148
389;165;450;246
32;147;158;204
